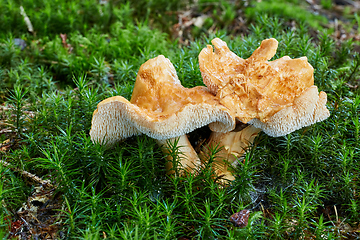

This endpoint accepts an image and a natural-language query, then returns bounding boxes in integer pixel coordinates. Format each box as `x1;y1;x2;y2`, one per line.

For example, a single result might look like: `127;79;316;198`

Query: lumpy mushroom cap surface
199;38;315;123
199;38;330;136
249;85;330;137
90;55;235;146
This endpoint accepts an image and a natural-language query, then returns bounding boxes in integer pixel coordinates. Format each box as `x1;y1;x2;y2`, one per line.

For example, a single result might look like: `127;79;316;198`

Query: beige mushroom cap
90;55;235;146
249;85;330;137
199;38;330;137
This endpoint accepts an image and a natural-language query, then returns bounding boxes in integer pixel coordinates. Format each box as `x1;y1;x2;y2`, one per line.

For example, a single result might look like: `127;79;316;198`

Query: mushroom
90;55;235;174
198;38;330;180
201;123;261;181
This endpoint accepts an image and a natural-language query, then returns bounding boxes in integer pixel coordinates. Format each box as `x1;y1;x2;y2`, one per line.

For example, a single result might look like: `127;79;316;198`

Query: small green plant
7;85;27;136
354;13;360;35
320;0;332;10
245;0;328;31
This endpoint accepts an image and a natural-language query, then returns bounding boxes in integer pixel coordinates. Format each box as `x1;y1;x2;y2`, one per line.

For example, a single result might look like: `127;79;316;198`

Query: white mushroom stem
156;135;201;176
201;125;261;181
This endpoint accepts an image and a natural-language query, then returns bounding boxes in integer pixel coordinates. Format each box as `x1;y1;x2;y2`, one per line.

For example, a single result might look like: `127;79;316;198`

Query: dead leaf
230;209;250;228
12;185;64;240
60;33;73;53
0;139;14;152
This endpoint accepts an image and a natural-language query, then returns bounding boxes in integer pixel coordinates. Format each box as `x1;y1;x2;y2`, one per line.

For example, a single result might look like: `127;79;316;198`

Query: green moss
0;1;359;238
245;0;328;31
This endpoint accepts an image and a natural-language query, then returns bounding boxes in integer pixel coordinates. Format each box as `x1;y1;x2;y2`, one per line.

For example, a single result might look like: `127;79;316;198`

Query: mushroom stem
156;135;201;176
201;124;261;181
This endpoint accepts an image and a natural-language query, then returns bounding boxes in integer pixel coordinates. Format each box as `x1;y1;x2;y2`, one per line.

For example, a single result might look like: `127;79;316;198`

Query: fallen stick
0;160;53;188
20;6;34;34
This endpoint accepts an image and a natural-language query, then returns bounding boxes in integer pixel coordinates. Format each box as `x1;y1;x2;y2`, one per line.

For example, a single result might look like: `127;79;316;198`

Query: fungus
90;55;235;174
202;124;261;181
90;39;330;183
199;38;330;180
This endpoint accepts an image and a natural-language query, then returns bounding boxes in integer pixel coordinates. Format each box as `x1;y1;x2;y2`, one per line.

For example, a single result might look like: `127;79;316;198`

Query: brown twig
0;121;15;127
0;160;54;188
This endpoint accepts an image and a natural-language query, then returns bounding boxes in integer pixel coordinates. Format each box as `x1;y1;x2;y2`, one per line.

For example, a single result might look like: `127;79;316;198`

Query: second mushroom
198;37;330;181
